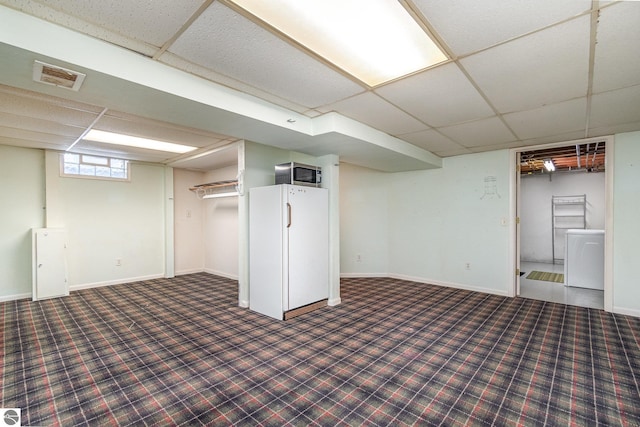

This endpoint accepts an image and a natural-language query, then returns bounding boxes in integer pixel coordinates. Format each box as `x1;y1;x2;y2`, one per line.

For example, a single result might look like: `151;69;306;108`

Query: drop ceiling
0;0;638;171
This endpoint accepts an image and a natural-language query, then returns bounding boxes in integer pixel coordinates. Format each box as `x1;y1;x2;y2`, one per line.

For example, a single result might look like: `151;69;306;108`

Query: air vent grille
33;60;86;91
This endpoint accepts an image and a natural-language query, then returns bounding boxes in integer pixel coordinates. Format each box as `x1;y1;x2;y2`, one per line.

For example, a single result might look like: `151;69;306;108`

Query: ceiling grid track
66;107;109;152
583;1;600;139
404;0;520;147
152;0;216;60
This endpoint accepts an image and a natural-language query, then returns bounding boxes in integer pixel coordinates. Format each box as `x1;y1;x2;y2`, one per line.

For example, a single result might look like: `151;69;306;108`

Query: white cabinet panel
32;228;68;301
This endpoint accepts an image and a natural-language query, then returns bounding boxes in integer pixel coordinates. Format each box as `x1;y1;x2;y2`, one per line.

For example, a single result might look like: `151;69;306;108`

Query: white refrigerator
249;184;329;320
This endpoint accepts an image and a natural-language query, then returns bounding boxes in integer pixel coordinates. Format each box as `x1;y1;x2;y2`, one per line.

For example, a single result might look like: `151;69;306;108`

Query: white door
286;185;329;310
33;229;68;300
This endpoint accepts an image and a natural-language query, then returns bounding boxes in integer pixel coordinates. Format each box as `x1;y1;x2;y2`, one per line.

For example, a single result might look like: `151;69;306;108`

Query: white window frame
60;153;130;181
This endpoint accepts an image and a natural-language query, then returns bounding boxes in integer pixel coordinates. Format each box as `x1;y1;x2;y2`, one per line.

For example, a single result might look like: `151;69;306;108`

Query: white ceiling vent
33;60;86;91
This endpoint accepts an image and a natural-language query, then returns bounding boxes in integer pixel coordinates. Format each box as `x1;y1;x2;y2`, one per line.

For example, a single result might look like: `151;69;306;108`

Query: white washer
564;229;605;290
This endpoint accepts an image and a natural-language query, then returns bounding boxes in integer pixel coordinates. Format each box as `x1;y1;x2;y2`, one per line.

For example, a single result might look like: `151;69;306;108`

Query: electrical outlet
186;209;192;218
465;262;471;270
116;258;122;267
356;254;362;262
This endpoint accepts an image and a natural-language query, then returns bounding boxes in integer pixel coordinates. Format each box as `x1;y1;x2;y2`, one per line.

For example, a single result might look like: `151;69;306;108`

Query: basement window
61;153;129;181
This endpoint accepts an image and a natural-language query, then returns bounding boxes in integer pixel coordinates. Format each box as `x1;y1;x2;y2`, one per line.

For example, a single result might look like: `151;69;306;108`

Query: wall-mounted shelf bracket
190;180;239;199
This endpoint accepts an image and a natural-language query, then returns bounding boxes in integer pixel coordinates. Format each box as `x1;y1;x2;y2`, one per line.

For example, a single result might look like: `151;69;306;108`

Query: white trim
340;272;509;297
203;268;239;281
389;274;510;297
508;149;518;298
177;269;239;281
59;152;131;182
340;272;388;278
69;274;164;292
176;268;205;276
239;299;249;308
613;306;640;319
0;293;32;302
604;137;614;312
328;297;342;306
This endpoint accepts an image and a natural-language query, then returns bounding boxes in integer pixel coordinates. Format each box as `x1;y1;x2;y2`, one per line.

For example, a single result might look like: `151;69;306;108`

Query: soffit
0;1;638;169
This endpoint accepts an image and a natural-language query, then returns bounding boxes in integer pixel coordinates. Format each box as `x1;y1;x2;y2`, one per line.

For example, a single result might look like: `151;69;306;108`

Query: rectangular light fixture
83;129;197;154
544;159;556;172
229;0;447;86
202;191;239;199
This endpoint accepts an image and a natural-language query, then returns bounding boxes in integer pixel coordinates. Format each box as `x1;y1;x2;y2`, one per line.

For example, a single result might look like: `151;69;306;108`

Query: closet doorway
514;137;611;310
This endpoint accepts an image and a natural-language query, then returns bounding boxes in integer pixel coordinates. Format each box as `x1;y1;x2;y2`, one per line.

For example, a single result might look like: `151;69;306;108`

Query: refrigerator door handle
287;203;292;228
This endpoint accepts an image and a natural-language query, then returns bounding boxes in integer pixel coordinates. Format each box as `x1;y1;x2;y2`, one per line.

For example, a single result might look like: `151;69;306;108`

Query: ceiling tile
0;85;102;127
376;62;493;127
318;93;429;136
590;85;640;129
0;125;76;148
18;0;206;48
438;116;516;148
468;140;526;153
399;128;467;155
413;0;592;56
504;98;587;140
519;130;586;148
0;110;84;139
95;111;230;149
158;52;312;114
589;121;640;139
461;15;591;114
168;144;238;171
167;2;364;109
592;2;640;93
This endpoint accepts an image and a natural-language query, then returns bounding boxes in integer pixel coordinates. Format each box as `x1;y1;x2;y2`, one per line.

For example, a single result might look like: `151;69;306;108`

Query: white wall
339;163;389;276
520;171;605;263
339;150;512;296
0;146;45;300
174;168;205;275
612;131;640;317
389;151;511;295
44;151;167;288
203;165;239;278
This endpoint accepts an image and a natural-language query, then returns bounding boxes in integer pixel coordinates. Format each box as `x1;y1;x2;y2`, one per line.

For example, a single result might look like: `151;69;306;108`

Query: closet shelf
189;180;239;199
552;194;586;264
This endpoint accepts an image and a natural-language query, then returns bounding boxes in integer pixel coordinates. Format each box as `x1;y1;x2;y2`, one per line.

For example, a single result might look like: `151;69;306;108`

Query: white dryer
564;229;605;290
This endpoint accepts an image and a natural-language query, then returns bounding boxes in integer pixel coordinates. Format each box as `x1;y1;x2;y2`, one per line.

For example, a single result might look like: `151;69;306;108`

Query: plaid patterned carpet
2;273;640;426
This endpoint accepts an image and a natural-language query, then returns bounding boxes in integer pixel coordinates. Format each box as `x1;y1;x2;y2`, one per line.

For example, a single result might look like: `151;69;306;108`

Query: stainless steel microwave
275;162;322;187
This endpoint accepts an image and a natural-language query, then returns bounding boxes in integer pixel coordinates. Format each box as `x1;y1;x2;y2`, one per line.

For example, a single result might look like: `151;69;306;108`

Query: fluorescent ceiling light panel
230;0;447;86
83;130;197;153
544;159;556;172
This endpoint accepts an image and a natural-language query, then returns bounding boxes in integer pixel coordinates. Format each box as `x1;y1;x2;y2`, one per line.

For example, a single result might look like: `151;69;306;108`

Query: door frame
509;135;614;312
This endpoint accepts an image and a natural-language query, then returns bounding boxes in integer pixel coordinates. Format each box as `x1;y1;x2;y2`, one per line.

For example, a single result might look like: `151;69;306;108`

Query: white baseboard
613;306;640;319
69;274;165;292
340;271;509;297
0;292;31;302
389;273;510;297
340;272;388;278
176;268;204;276
239;300;249;308
328;297;341;306
203;268;239;280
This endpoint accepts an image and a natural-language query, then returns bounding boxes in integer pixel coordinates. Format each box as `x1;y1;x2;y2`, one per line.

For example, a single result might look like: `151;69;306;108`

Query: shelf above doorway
189;180;239;199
